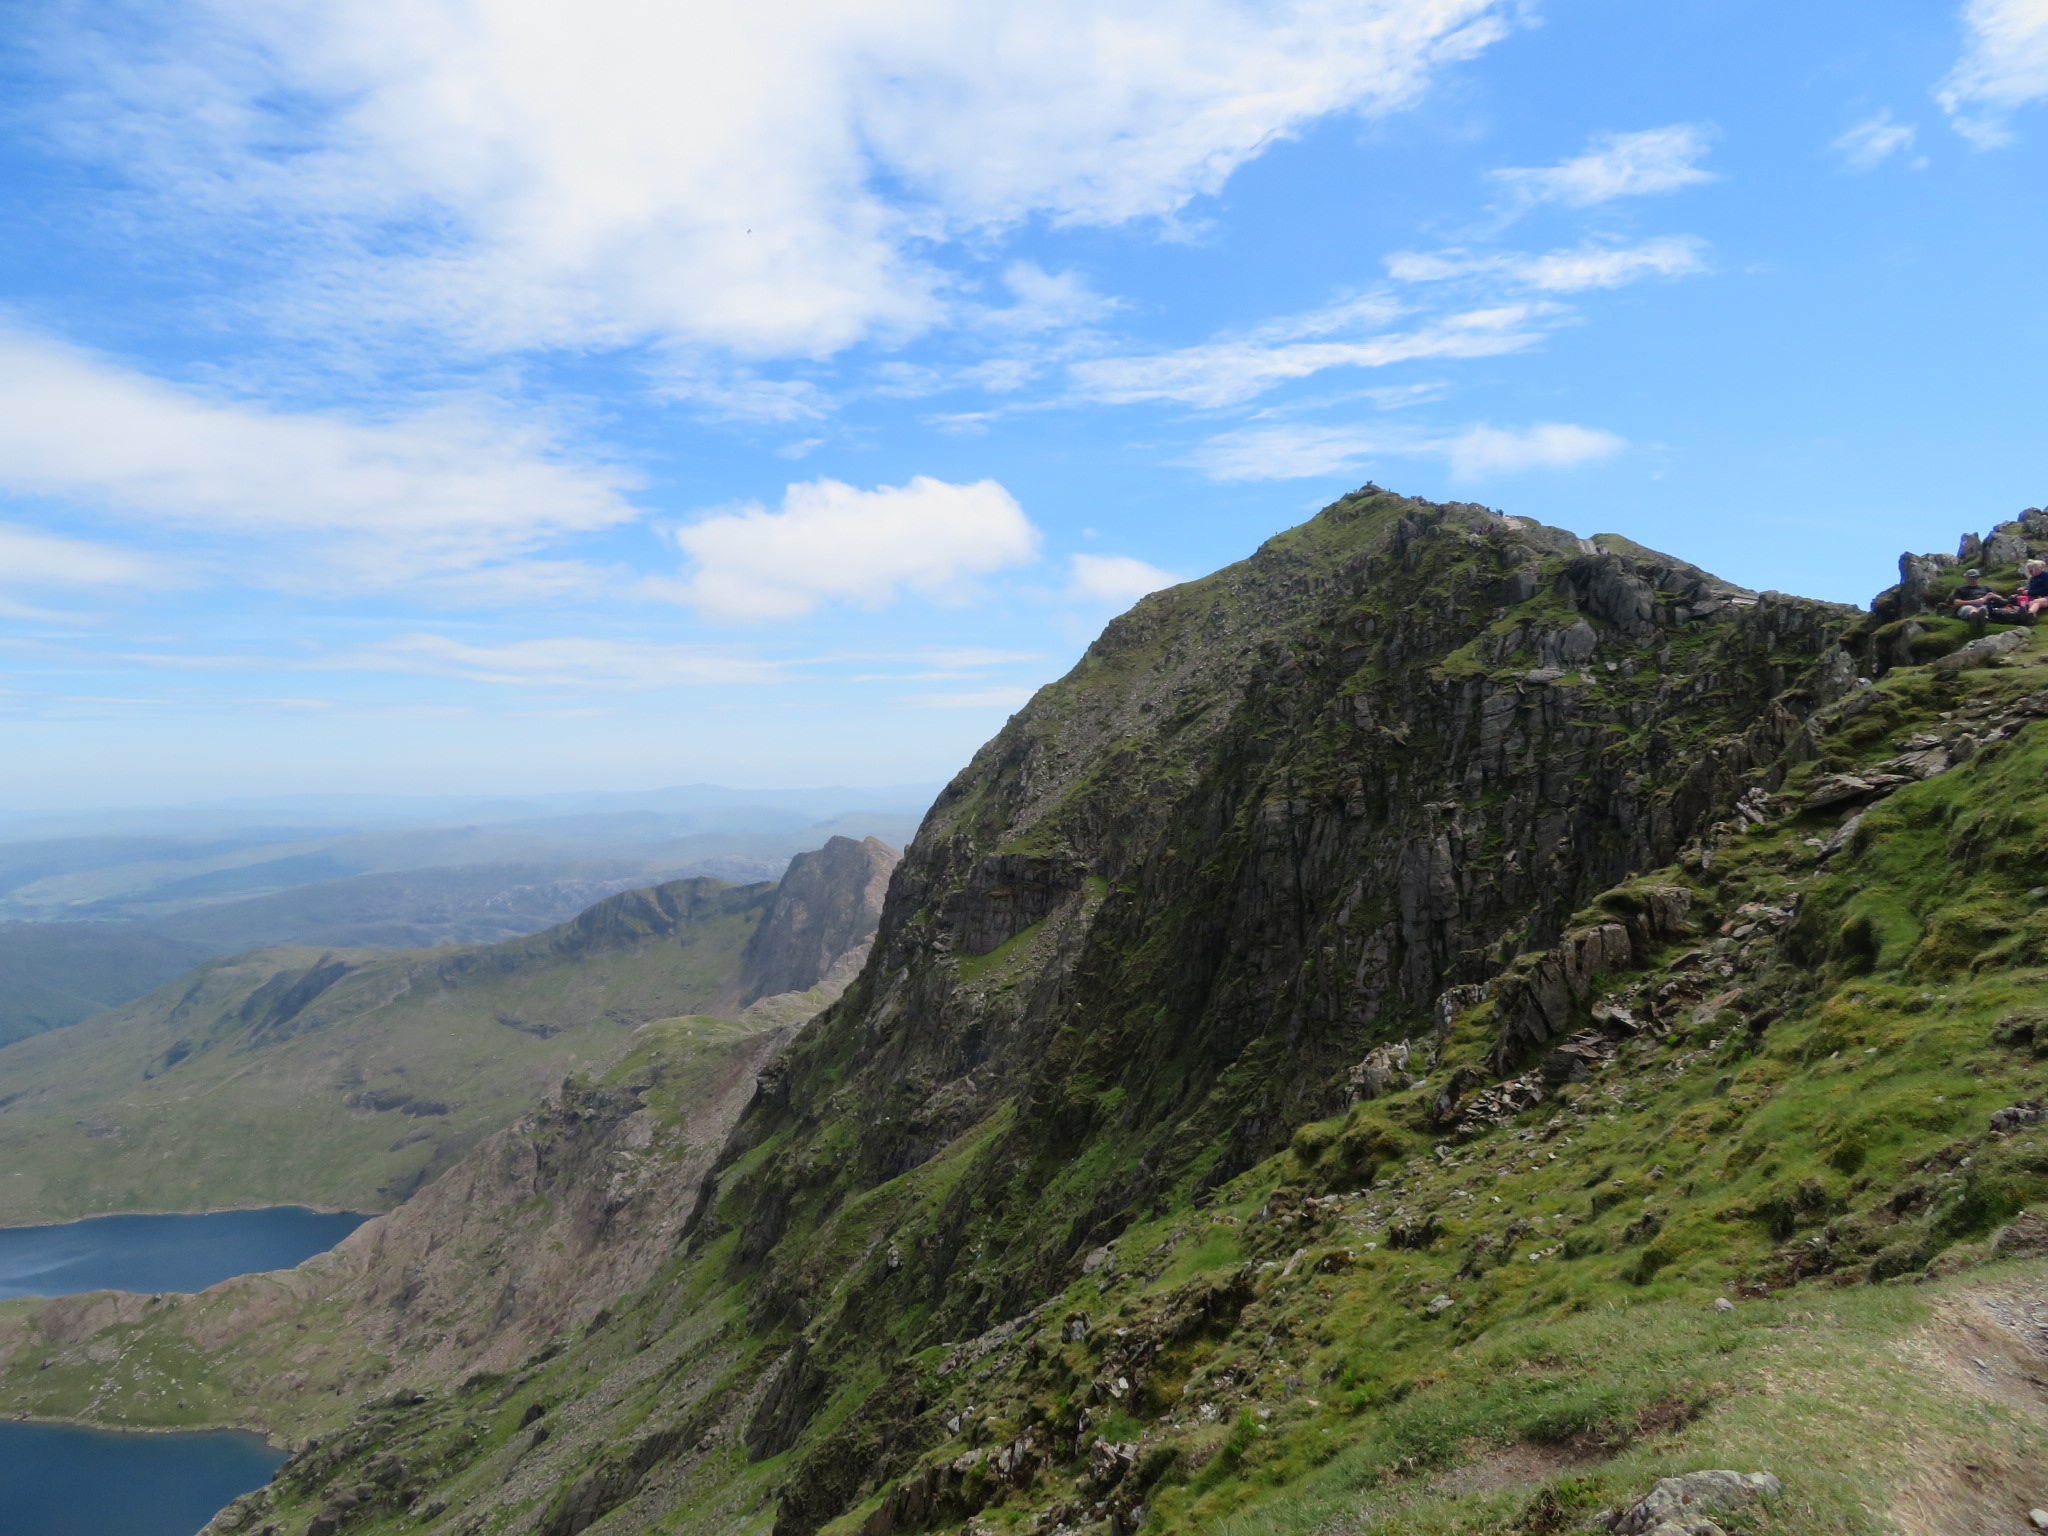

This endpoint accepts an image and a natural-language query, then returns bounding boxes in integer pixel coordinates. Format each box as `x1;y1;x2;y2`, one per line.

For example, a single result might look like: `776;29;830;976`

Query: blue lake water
0;1207;370;1299
0;1420;285;1536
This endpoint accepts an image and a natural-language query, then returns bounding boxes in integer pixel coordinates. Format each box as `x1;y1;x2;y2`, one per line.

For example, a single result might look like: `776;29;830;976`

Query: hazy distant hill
0;925;215;1047
0;837;899;1223
0;793;926;1045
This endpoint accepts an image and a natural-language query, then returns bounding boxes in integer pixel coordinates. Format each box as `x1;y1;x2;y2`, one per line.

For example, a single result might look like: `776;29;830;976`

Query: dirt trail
1897;1277;2048;1535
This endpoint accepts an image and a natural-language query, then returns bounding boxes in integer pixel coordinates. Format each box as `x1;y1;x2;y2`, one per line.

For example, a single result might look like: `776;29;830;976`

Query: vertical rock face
731;493;1859;1246
697;489;1863;1530
738;836;901;1004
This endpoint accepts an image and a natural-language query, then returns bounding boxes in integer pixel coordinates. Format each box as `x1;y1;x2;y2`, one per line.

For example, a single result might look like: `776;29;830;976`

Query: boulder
1991;1210;2048;1258
1929;628;2029;674
1611;1471;1782;1535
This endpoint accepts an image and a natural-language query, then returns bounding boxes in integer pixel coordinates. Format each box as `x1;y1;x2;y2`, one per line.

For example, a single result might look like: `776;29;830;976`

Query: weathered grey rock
1991;1100;2047;1133
1349;1041;1415;1101
1929;628;2029;674
1894;552;1949;618
1987;529;2030;568
1959;531;1985;565
1884;746;1952;780
1612;1471;1781;1535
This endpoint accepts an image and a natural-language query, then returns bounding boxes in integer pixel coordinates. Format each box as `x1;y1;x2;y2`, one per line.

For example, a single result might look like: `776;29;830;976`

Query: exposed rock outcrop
739;836;900;1003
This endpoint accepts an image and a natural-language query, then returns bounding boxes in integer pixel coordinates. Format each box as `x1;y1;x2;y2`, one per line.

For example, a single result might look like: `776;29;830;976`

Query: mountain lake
0;1206;370;1299
0;1207;368;1531
0;1420;286;1535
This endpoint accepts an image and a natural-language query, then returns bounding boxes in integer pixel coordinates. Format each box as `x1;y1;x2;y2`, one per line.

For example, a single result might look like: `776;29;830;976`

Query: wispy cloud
905;686;1040;710
1068;297;1550;408
1188;420;1625;481
662;476;1042;621
1386;236;1708;292
1833;110;1919;169
1489;125;1718;213
49;0;1519;361
331;634;788;688
1938;0;2048;146
0;324;638;595
0;524;167;589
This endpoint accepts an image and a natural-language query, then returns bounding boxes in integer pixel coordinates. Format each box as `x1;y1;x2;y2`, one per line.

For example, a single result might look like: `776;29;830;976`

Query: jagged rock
1959;531;1985;565
1349;1041;1419;1101
1892;551;1951;618
1803;773;1908;811
1610;1470;1782;1534
739;836;900;1003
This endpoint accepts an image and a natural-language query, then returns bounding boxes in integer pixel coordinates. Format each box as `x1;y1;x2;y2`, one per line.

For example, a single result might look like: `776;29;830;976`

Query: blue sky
0;0;2043;809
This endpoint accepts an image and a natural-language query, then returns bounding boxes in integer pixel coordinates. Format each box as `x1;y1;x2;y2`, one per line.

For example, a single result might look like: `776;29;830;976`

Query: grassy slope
0;1012;792;1440
0;879;774;1222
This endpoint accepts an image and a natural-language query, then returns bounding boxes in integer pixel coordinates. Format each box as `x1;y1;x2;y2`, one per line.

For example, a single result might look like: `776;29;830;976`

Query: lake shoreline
2;1404;295;1450
0;1200;381;1233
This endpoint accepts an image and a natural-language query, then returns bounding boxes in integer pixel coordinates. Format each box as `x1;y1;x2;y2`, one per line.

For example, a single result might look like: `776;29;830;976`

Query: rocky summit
12;486;2048;1536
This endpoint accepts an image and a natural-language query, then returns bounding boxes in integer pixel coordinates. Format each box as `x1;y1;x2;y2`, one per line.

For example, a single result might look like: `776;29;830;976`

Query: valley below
9;488;2048;1536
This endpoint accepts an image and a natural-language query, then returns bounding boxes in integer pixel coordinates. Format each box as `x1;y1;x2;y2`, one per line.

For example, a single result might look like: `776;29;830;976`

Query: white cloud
1188;424;1403;481
66;0;1518;359
1067;553;1180;605
1444;422;1625;477
1392;236;1712;292
1938;0;2048;146
1387;236;1709;292
984;263;1124;333
332;634;786;688
0;524;164;588
0;325;637;593
1489;125;1718;211
1188;420;1625;481
667;475;1041;621
1069;297;1549;407
1832;110;1919;169
906;686;1040;710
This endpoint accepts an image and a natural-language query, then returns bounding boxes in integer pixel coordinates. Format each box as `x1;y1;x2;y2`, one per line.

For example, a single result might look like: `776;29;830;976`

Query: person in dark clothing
2020;560;2048;617
1954;569;2017;621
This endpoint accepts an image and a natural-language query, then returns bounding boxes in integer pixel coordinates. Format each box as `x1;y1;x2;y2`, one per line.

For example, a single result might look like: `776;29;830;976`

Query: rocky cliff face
37;487;2048;1536
739;836;900;1004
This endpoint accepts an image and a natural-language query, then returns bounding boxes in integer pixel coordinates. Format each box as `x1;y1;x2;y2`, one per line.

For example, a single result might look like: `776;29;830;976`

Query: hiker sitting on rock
1953;569;2017;621
2019;559;2048;617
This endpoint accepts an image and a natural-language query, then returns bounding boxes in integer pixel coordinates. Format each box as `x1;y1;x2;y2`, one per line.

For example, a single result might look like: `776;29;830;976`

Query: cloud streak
1489;125;1718;212
1188;420;1626;481
0;325;639;594
1068;299;1551;408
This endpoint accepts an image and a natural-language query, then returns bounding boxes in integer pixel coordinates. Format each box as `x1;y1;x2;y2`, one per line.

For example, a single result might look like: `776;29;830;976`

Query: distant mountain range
0;835;901;1224
0;785;935;1044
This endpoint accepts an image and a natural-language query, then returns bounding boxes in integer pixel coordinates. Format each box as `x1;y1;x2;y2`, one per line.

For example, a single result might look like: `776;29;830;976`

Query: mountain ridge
13;488;2048;1536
